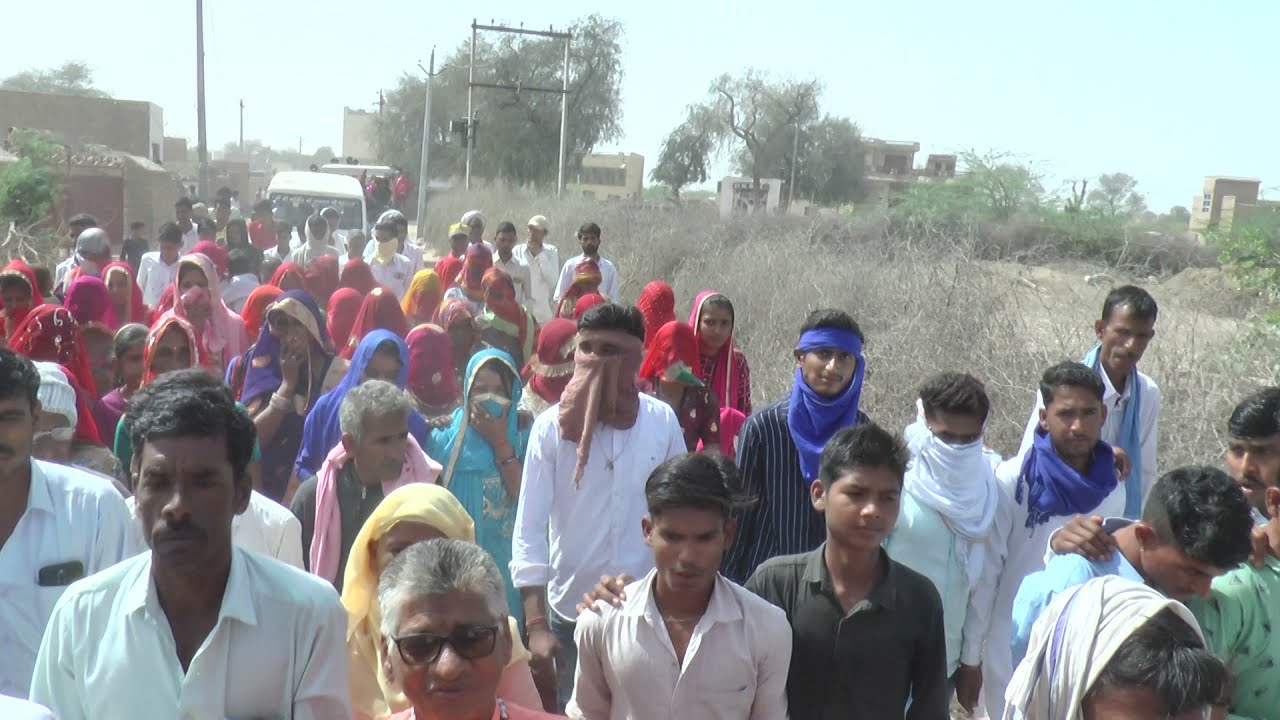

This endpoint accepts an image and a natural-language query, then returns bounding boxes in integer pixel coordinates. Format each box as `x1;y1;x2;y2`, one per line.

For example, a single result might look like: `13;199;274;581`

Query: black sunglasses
391;624;500;666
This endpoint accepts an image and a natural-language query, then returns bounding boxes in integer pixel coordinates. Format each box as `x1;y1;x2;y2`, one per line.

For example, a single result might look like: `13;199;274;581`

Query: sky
3;0;1276;210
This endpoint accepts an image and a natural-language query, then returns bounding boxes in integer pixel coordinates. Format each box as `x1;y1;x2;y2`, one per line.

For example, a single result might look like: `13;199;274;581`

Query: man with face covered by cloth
511;302;686;710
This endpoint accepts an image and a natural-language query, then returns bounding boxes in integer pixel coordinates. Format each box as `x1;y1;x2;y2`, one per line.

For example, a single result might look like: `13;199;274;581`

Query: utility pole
415;49;443;239
195;0;210;201
467;21;573;194
239;99;245;153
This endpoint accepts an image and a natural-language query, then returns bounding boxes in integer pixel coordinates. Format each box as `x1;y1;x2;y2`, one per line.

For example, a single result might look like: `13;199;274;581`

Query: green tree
959;151;1044;221
1087;172;1147;217
1;61;109;98
787;116;866;206
0;132;65;227
704;70;821;189
649;107;716;202
376;14;625;188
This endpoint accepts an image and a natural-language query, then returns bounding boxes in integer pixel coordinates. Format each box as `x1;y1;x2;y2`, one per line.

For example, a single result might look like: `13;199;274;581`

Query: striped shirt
721;398;870;584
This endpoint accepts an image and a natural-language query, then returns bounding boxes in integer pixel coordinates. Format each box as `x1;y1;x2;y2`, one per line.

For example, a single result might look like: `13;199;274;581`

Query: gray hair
378;538;509;638
339;379;412;443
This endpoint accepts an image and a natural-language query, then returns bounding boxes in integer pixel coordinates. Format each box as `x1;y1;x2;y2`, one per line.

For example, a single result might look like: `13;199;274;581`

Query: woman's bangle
499;454;519;467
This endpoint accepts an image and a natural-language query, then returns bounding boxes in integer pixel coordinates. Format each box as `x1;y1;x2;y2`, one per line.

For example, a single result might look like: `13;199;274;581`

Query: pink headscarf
310;435;442;583
64;275;120;332
159;253;248;370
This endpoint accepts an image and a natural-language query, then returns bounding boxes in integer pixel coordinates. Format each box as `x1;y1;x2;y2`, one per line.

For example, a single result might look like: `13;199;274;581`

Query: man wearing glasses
378;538;560;720
30;370;351;719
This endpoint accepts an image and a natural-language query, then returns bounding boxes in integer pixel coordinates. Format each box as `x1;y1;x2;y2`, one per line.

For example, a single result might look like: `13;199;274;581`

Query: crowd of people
0;194;1278;720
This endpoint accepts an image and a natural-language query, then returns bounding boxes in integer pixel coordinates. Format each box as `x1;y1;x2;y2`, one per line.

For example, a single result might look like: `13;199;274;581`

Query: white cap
461;210;485;227
33;361;77;428
527;215;550;231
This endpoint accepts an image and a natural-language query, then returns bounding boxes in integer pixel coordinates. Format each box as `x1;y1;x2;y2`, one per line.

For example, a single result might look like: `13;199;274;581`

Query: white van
267;171;369;246
319;163;395;180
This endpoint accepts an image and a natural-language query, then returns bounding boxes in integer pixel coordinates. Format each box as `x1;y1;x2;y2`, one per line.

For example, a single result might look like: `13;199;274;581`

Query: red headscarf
434;255;464;291
522;317;577;405
1;259;44;339
573;293;605;321
638;321;700;384
155;284;177;316
339;259;378;295
556;259;603;318
192;240;228;279
270;262;307;292
637;281;676;349
481;267;533;360
457;244;492;302
144;315;203;384
690;290;747;415
102;261;152;327
240;285;284;340
326;288;364;351
340;287;409;360
10;305;99;398
406;323;460;410
64;275;120;332
304;255;340;307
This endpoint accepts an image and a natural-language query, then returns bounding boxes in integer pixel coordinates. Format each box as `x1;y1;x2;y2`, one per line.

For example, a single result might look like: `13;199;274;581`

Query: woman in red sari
340;286;409;360
689;290;750;458
436;297;482;386
339;258;379;295
270;262;307;292
442;243;492;310
326;287;364;352
519;317;576;418
555;258;603;319
405;323;461;418
9;305;101;400
434;254;463;292
636;280;676;349
638;320;722;455
64;275;120;399
0;259;44;341
192;239;229;280
240;285;284;341
480;267;535;366
102;261;153;327
304;255;341;309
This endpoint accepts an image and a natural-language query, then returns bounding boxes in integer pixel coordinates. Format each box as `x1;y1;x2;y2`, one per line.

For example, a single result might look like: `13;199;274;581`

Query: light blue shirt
1010;524;1143;667
0;459;129;697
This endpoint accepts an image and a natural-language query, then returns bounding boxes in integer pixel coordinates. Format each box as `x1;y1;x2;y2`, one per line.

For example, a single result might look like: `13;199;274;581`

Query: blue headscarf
435;348;524;486
1082;344;1144;519
1015;426;1118;528
295;329;430;478
238;290;330;403
787;327;867;481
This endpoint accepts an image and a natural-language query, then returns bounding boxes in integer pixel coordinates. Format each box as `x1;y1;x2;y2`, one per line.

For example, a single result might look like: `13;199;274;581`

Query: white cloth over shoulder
1002;575;1204;720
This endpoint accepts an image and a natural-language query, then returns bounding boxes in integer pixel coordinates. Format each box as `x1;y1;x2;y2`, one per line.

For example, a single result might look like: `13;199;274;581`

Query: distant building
1190;176;1263;235
717;177;784;218
0;89;165;164
342;108;378;164
569;153;644;200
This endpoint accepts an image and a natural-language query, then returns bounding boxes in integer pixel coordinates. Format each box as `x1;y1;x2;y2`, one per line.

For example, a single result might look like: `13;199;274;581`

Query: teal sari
427;348;528;620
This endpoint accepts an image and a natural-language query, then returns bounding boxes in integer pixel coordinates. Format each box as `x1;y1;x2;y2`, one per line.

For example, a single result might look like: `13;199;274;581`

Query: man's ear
810;480;827;513
642;515;654;549
341;432;355;455
1094;318;1106;342
1038;406;1049;432
380;635;397;686
1132;523;1158;547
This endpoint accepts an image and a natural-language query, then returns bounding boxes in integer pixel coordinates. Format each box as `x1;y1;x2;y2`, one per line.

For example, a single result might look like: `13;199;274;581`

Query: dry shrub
429;191;1280;469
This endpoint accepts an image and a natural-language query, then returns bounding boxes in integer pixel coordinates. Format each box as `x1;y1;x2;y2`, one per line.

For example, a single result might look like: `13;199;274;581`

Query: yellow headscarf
401;269;443;321
342;484;530;719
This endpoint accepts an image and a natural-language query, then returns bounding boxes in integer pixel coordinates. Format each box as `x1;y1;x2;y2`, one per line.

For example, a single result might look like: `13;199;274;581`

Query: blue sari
427;348;528;620
295;329;431;480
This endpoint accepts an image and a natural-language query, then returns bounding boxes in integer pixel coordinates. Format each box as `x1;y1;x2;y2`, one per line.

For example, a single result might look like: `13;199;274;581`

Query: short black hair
578;221;602;237
68;213;98;228
215;197;231;209
919;372;990;422
1142;466;1254;569
306;214;328;234
0;273;30;294
126;369;256;480
175;196;194;210
130;220;146;230
252;199;272;214
819;423;910;487
799;308;863;342
393;215;409;232
0;349;40;410
1039;361;1105;406
157;221;183;245
373;220;398;236
495;221;517;235
227;248;254;276
645;452;745;519
578;303;644;342
113;323;149;359
1102;285;1158;324
260;256;282;283
1089;607;1226;716
1228;387;1280;441
196;218;217;236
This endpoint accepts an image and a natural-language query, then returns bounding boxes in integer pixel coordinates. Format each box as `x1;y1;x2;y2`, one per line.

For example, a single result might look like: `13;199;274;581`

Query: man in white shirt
175;196;200;252
0;351;130;698
30;370;350;719
569;453;791;720
1017;285;1160;520
320;206;347;250
492;221;532;308
0;696;53;720
136;222;185;307
393;211;425;276
287;214;342;268
123;490;305;570
368;217;414;299
554;222;618;303
264;214;300;263
512;303;686;709
514;215;560;325
221;248;261;314
463;209;497;254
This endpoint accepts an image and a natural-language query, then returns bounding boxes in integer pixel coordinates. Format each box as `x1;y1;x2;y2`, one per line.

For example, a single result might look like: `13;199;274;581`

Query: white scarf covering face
902;402;999;585
1003;576;1206;720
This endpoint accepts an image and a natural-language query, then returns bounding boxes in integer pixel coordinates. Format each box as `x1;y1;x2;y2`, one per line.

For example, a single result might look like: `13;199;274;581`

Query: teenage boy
136;222;185;307
970;361;1129;719
884;372;1002;714
554;222;618;302
122;221;148;272
569;453;791;720
747;423;947;719
721;309;868;583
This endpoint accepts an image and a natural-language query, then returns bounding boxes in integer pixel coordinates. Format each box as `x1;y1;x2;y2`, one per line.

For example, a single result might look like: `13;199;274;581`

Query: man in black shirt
121;221;148;272
746;423;949;720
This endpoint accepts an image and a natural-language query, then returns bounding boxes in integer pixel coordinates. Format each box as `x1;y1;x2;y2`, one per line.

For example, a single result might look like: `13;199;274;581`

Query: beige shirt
568;569;792;720
493;253;532;307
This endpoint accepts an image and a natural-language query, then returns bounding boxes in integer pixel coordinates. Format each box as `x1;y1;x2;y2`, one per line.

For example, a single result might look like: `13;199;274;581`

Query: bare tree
707;70;821;188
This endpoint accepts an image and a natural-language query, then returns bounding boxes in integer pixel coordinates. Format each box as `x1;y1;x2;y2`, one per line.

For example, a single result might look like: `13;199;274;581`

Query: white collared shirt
180;224;200;253
30;547;351;720
0;696;53;720
568;569;792;720
136;252;179;307
493;253;532;307
123;491;305;570
512;242;559;325
554;253;618;303
0;460;130;698
511;394;686;619
286;243;341;268
1017;367;1161;502
221;273;261;314
369;253;414;299
402;240;426;277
